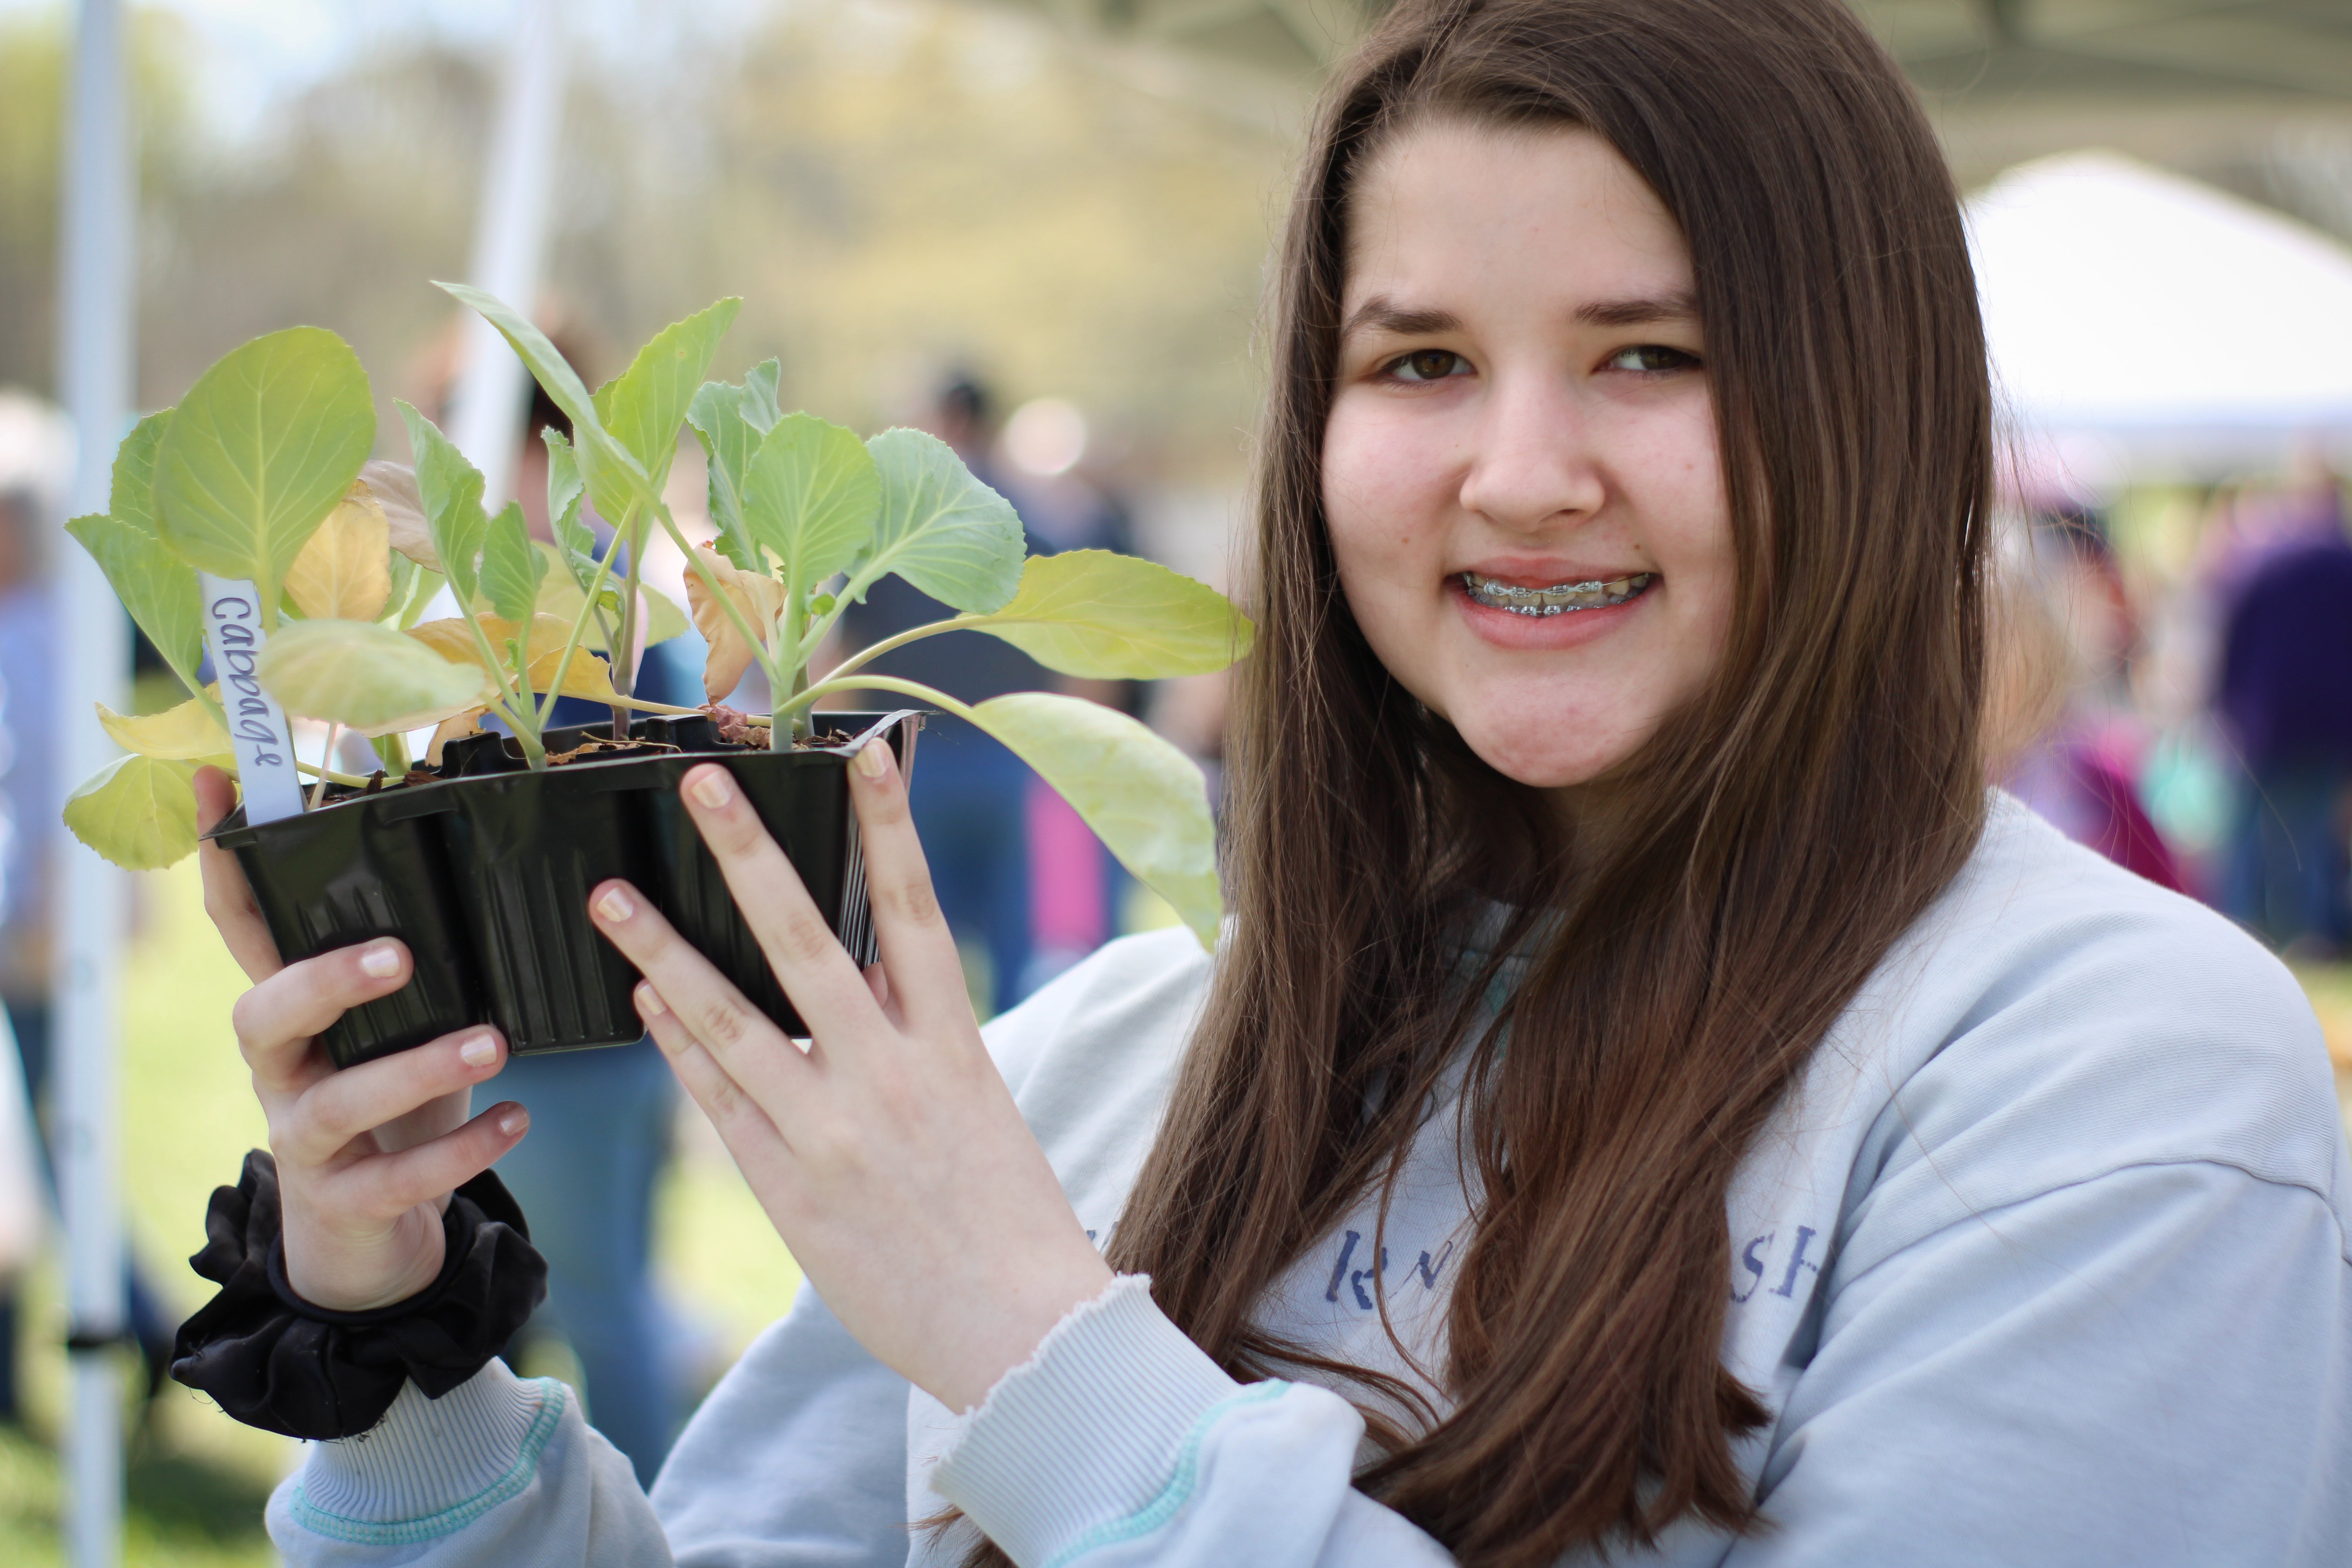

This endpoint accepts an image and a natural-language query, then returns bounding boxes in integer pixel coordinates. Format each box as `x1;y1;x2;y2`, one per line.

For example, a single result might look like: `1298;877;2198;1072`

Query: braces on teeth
1461;571;1655;616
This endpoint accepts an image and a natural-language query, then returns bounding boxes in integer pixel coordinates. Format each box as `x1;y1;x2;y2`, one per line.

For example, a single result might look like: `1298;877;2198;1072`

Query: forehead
1342;119;1692;310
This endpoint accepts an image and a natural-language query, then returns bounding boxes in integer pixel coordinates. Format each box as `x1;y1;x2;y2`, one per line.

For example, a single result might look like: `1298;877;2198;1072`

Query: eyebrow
1575;289;1700;328
1339;298;1463;341
1339;289;1702;341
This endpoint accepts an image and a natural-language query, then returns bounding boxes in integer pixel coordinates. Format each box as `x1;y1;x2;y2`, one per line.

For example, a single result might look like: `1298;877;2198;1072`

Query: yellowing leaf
966;551;1252;679
682;545;783;700
963;691;1221;948
360;460;440;572
258;618;493;736
95;696;230;762
407;614;617;700
63;755;200;871
285;481;393;621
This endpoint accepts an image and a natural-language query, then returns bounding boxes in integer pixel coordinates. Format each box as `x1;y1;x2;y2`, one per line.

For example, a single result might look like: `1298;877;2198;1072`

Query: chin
1449;713;1633;791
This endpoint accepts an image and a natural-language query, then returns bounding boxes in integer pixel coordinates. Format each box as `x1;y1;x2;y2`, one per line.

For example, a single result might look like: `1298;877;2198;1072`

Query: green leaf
385;544;417;622
744;414;878;617
542;430;603;595
545;425;586;534
396;402;488;607
853;428;1024;614
152;327;374;612
109;409;173;538
68;512;207;693
742;358;782;430
257;618;491;734
63;755;200;871
964;551;1252;679
478;501;546;624
436;281;654;517
532;550;688;651
962;691;1221;947
592;298;741;495
686;381;760;571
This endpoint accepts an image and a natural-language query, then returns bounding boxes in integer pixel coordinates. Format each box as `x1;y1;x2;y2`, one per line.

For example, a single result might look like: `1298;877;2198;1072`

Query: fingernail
854;742;889;780
459;1033;498;1068
635;982;667;1016
497;1104;529;1137
595;885;635;922
689;768;733;810
358;942;401;978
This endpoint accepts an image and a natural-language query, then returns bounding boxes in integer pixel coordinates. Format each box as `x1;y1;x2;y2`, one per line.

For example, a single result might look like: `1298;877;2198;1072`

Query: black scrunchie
169;1149;547;1440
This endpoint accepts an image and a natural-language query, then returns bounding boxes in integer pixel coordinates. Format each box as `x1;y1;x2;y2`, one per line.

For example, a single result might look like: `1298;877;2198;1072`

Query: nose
1455;370;1604;533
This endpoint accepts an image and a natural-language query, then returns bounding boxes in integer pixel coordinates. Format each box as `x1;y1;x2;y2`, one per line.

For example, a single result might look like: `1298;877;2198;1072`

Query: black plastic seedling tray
205;710;922;1069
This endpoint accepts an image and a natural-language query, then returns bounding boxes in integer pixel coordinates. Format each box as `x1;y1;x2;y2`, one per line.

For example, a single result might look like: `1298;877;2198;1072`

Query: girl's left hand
587;740;1114;1414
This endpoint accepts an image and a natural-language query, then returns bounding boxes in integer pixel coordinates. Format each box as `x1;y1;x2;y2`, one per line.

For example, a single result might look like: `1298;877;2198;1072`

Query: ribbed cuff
293;1361;563;1538
933;1274;1248;1568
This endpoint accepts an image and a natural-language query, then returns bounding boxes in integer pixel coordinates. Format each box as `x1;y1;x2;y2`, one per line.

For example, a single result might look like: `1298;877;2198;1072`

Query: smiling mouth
1459;570;1655;616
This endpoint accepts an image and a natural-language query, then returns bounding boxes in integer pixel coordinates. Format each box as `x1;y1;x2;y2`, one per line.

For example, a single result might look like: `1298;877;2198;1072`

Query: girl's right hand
194;767;532;1312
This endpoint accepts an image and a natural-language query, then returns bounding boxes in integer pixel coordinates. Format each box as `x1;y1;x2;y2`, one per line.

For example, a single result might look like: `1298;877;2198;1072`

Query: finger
590;880;809;1103
232;940;418;1098
844;740;970;1033
637;984;799;1176
278;1025;506;1169
327;1099;531;1220
195;765;284;982
673;766;882;1041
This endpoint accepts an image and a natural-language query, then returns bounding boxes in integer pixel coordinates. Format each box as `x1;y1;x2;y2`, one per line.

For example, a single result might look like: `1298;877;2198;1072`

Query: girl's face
1323;121;1735;794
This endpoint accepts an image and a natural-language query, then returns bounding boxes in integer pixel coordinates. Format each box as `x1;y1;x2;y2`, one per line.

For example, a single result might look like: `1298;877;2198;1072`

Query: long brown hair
971;2;1990;1563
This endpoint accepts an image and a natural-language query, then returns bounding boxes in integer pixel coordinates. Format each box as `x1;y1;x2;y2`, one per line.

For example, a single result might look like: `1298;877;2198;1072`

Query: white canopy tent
1969;149;2352;475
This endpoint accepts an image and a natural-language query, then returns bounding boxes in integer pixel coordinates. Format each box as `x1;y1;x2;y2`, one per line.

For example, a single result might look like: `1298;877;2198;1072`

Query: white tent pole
447;0;568;501
54;0;134;1564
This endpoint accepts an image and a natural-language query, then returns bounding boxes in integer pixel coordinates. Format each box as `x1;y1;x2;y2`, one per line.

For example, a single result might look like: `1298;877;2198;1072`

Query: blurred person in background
437;361;684;1486
2210;463;2352;958
0;440;176;1422
1992;506;2187;893
835;372;1128;1012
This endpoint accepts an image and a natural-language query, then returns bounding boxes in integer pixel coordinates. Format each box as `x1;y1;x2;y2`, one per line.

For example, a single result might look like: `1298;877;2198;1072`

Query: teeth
1461;571;1654;615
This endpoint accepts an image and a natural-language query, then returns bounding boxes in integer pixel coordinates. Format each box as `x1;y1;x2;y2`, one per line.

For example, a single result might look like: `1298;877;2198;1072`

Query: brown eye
1390;349;1469;383
1607;344;1699;373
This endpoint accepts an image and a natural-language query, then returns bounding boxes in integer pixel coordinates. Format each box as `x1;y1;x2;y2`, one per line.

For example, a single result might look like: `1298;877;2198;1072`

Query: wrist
933;1254;1119;1414
282;1207;448;1314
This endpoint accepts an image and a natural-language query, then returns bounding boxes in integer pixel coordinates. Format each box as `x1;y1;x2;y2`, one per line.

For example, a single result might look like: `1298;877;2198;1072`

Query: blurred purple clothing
2216;533;2352;771
2009;727;2187;894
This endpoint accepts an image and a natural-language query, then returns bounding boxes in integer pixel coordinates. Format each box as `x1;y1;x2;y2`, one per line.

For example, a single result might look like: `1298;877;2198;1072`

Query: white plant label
200;573;305;824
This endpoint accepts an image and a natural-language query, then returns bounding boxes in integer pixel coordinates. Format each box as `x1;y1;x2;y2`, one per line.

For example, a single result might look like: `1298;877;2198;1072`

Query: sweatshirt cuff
289;1360;568;1544
933;1274;1276;1568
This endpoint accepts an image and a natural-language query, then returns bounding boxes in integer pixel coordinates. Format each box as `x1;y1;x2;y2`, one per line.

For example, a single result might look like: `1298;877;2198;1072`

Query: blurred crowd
1994;450;2352;958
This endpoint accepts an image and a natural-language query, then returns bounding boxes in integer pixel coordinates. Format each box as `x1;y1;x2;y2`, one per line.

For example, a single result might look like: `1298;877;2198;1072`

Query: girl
178;2;2352;1564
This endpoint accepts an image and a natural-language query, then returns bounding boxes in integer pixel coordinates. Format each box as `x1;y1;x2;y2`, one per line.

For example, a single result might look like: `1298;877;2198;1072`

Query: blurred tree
8;1;1295;486
0;7;198;401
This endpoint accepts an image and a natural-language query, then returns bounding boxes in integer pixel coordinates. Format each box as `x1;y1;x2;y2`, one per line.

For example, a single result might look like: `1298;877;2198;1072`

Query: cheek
1322;401;1452;626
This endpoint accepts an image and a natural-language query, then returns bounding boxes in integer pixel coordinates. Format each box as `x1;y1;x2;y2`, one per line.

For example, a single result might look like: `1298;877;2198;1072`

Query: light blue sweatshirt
267;795;2352;1566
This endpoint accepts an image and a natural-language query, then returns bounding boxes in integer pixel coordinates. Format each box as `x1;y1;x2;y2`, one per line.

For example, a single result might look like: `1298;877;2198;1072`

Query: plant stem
293;760;372;787
537;500;632;730
310;724;344;808
372;731;412;774
612;531;645;744
808;616;976;694
787;673;969;726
